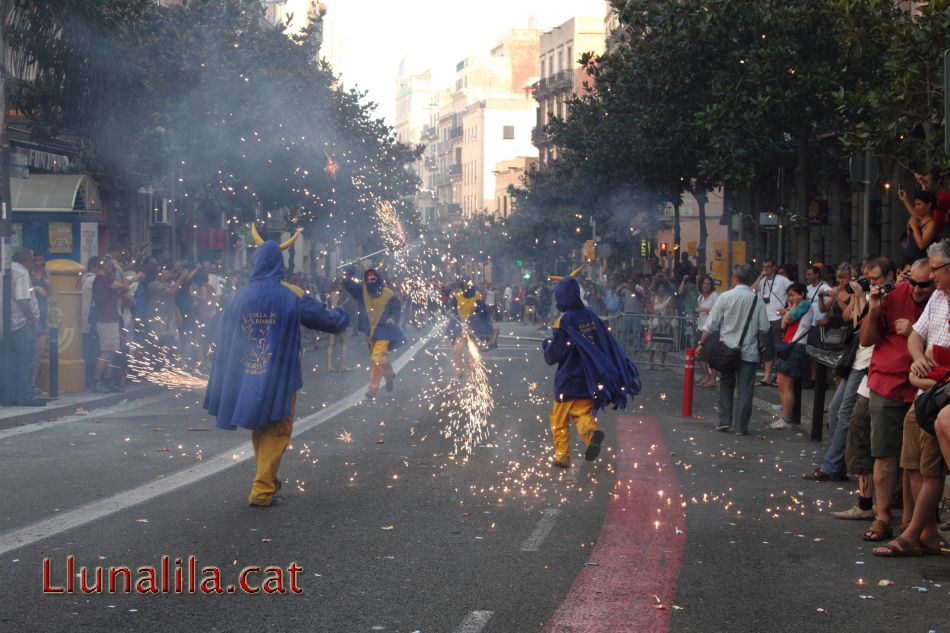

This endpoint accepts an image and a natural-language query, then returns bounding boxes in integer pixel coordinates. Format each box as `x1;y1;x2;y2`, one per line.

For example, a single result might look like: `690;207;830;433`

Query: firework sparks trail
125;334;208;391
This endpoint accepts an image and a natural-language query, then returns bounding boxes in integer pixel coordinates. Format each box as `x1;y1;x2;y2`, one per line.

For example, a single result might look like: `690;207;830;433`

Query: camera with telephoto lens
878;282;895;296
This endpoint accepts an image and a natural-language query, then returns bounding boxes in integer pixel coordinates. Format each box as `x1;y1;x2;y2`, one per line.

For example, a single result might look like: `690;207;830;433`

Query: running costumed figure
542;274;641;468
342;268;406;400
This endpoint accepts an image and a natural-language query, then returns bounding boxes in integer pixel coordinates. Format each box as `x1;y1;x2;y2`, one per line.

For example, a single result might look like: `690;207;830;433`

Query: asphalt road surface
0;321;947;633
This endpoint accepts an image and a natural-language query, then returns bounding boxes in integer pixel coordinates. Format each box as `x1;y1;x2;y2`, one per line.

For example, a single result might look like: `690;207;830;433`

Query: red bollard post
682;348;695;418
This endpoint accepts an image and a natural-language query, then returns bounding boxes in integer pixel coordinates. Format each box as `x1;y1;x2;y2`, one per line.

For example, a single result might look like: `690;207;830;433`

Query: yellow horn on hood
250;223;265;246
548;266;584;282
280;228;303;251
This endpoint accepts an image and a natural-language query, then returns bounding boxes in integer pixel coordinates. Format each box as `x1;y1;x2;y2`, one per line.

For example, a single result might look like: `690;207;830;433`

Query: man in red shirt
859;257;934;542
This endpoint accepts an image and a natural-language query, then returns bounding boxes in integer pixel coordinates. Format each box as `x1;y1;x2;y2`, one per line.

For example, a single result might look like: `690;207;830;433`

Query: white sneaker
769;419;790;430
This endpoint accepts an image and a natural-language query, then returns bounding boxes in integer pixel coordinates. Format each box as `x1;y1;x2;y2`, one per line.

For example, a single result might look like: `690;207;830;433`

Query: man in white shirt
696;264;770;435
752;258;791;385
2;249;44;406
805;265;833;324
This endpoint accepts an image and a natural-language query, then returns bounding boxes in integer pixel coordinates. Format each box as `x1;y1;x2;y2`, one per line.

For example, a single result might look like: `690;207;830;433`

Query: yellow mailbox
37;259;87;393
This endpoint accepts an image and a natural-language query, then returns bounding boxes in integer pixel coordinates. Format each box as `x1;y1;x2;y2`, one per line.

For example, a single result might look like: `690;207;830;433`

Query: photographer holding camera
859;257;934;542
751;258;791;386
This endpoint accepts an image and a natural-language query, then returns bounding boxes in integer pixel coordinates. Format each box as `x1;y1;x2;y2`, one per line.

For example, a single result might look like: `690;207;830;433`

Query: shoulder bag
700;297;757;373
913;369;950;436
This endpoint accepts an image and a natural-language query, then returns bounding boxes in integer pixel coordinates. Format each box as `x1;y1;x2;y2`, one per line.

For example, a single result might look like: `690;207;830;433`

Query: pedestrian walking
696;264;770;435
204;238;348;507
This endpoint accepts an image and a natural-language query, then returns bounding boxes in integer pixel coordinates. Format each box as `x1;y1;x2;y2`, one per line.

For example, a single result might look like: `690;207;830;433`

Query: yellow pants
549;399;597;464
248;394;296;506
367;339;393;393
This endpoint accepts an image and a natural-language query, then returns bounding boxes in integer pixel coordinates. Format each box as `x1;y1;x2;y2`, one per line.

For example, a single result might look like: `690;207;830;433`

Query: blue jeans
820;368;866;475
719;360;757;433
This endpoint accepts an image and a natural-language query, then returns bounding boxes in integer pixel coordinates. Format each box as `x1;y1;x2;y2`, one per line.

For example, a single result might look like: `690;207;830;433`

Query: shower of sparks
433;334;494;456
126;335;208;390
338;429;353;443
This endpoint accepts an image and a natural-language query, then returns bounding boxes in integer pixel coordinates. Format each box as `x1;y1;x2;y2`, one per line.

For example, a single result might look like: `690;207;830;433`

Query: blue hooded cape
342;276;405;350
542;277;641;412
203;241;349;430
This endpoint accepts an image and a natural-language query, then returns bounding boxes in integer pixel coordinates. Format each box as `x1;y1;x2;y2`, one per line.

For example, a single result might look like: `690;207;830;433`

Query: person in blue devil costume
204;230;349;506
342;268;406;399
542;272;641;468
446;276;498;375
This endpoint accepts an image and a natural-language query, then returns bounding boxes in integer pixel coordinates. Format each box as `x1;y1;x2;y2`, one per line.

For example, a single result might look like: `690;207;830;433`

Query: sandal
755;379;775;387
872;537;923;557
863;519;893;542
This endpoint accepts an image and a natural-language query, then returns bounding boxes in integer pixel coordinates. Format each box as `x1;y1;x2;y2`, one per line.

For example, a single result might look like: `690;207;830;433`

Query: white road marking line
0;331;435;556
519;508;562;552
452;610;494;633
0;394;171;442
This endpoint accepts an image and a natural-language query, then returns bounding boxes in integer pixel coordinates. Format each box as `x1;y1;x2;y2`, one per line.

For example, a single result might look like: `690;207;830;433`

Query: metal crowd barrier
605;312;700;357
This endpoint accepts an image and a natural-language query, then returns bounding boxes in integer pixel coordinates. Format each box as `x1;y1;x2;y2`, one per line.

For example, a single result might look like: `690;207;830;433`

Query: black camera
845;278;872;294
879;282;895;295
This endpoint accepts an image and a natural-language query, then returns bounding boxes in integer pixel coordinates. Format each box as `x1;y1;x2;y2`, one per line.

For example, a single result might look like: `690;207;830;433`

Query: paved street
0;322;947;633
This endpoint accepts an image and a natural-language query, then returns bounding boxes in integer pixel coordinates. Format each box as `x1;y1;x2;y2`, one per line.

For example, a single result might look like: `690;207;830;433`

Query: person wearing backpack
542;274;640;468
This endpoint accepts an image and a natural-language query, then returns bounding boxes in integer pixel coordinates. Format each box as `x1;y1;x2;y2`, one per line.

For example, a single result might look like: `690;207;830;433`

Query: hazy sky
315;0;608;123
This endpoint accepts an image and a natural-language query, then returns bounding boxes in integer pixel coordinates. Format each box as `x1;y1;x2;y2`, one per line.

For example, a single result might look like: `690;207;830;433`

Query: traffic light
583;239;596;261
659;242;669;255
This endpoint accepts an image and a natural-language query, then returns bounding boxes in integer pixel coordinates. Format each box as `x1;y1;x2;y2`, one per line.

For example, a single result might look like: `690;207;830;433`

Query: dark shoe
716;424;732;432
552;459;570;469
585;430;605;461
803;380;816;390
385;378;394;393
364;390;377;400
802;468;833;481
274;477;282;492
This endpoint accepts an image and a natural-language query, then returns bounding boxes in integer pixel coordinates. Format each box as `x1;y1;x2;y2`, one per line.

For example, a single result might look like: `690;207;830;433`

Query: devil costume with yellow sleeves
204;230;349;506
542;274;641;467
446;277;496;375
342;269;405;399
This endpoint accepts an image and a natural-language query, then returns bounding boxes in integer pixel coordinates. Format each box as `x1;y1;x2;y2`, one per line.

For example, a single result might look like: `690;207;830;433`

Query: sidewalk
0;384;165;430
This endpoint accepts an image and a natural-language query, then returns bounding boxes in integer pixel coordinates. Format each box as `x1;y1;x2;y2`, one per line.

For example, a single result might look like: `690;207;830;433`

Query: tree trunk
673;197;682;254
695;188;708;278
795;129;809;279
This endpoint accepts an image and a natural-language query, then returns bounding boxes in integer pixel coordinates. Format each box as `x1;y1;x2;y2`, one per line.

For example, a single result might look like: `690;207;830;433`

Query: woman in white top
694;276;720;387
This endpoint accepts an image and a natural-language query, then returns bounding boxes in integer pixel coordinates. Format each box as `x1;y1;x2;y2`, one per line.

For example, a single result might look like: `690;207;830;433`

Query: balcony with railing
532;70;574;100
449;126;463;140
448;163;461;176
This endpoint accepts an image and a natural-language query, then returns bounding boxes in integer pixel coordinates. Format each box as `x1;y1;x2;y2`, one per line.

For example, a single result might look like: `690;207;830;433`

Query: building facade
532;16;605;164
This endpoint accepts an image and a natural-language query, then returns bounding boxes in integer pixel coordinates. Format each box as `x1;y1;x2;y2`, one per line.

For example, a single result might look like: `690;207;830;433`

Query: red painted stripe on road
542;416;686;633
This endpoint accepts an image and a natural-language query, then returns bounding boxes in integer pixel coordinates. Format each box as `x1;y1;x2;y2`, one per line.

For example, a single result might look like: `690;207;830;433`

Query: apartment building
460;99;537;218
532;16;606;164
